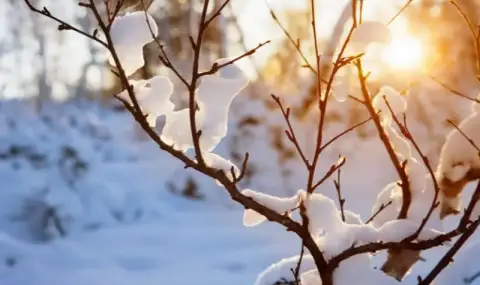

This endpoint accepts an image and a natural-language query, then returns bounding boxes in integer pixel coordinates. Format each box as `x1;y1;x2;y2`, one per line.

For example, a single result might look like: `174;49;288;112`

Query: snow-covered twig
330;181;480;276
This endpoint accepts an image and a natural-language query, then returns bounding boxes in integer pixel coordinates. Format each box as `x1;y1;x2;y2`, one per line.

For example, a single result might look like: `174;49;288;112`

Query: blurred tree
0;0;106;109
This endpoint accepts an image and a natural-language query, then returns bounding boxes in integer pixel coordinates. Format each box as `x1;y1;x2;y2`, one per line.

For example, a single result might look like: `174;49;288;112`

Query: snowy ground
1;98;480;285
0;199;299;285
0;99;302;285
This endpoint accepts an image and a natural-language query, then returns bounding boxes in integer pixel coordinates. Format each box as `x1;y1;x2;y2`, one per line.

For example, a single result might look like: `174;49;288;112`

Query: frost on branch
437;111;480;219
372;86;406;126
350;21;391;53
241;189;301;227
161;59;249;152
117;76;174;127
109;11;158;76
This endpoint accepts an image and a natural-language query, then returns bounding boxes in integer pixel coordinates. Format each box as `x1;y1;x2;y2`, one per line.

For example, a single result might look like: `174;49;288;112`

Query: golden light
381;35;424;71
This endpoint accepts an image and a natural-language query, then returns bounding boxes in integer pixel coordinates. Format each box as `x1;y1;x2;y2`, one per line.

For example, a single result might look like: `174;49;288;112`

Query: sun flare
381;35;423;71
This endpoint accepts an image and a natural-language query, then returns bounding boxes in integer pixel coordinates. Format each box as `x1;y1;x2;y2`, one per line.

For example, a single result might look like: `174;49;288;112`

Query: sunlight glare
381;35;423;71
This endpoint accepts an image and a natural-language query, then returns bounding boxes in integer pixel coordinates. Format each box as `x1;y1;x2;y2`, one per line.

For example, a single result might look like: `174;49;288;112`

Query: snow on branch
22;0;480;284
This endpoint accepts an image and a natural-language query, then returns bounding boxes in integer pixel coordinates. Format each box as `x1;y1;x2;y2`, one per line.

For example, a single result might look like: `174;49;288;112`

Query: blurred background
1;0;480;285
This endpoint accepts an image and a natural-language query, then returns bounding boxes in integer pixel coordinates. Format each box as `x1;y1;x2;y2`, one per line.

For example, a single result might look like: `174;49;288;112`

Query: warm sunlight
380;28;424;72
381;35;423;71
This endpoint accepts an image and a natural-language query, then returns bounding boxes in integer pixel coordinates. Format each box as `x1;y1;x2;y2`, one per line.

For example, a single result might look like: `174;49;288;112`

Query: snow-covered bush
22;0;480;284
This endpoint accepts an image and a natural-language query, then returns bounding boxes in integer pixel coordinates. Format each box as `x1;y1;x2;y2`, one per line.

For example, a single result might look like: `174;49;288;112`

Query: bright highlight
382;36;423;71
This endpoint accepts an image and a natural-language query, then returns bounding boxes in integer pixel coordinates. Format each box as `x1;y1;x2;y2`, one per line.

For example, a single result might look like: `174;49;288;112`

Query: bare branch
334;159;346;222
319;115;374;153
365;201;393;224
311;156;346;192
198;41;270;77
204;0;231;27
429;76;480;103
384;101;440;241
23;0;108;48
447;119;480;156
271;94;310;169
387;0;414;26
264;0;316;75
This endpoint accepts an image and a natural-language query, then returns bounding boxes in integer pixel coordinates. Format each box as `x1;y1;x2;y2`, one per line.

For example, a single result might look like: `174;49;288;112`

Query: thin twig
334;158;346;222
330;181;480;269
140;0;189;86
365;201;393;224
384;101;440;241
387;0;414;26
271;94;310;168
198;41;270;77
23;0;108;48
292;243;306;284
311;156;346;192
264;0;316;75
204;0;230;28
319;115;374;153
447;119;480;156
429;76;480;103
450;0;480;73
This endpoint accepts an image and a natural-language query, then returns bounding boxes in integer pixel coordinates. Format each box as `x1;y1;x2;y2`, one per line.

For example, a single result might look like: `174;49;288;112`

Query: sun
381;35;423;71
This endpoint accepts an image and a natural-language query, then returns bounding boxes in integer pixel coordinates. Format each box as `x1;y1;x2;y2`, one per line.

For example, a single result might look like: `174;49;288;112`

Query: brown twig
330;180;480;270
23;0;108;48
365;201;393;224
198;41;270;77
447;119;480;155
292;242;306;284
387;0;415;26
311;156;346;192
354;60;411;219
263;0;316;75
384;100;440;241
334;158;346;222
450;0;480;73
319;115;374;153
271;94;310;168
429;76;480;103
